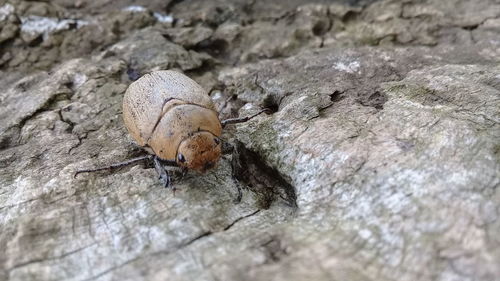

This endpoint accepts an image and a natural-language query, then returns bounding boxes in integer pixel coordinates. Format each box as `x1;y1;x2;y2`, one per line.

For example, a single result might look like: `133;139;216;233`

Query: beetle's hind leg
74;155;153;178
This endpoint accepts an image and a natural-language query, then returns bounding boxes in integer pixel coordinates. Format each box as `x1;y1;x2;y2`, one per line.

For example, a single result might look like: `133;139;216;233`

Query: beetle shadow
230;141;297;209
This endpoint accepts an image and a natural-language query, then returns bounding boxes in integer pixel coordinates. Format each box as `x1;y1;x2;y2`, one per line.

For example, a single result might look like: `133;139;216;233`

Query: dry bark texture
0;0;499;280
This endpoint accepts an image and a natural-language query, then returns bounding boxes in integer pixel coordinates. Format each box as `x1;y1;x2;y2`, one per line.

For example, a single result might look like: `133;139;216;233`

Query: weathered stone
107;28;206;74
50;0;173;14
163;26;214;48
226;46;500;281
325;0;500;47
0;18;19;44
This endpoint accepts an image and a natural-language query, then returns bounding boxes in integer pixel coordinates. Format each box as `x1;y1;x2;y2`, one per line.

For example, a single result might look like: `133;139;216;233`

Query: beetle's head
176;132;222;173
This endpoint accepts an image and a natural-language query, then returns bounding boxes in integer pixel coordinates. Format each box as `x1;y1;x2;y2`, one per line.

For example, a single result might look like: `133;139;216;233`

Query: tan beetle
75;70;268;189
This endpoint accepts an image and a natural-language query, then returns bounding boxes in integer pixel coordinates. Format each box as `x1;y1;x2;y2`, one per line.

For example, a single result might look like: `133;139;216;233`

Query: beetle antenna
221;108;271;128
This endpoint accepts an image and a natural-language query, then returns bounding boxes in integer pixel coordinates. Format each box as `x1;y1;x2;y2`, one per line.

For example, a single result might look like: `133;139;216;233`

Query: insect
75;70;268;190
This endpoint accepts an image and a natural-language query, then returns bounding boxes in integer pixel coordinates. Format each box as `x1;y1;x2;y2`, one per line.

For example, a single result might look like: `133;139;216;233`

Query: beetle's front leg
153;156;172;190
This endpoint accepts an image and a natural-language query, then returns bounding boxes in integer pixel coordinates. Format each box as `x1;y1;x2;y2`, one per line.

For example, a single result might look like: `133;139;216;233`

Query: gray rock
107;28;206;74
226;46;500;280
163;26;214;48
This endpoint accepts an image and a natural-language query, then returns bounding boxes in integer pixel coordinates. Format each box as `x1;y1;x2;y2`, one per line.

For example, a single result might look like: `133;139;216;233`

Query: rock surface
0;0;499;281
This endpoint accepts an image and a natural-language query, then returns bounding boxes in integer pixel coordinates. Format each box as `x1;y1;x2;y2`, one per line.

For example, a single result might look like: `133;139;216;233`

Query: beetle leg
221;108;271;128
74;155;153;178
153;156;172;189
180;167;188;178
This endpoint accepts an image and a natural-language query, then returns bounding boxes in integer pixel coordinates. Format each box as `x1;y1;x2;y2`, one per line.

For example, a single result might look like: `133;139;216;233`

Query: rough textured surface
0;0;499;281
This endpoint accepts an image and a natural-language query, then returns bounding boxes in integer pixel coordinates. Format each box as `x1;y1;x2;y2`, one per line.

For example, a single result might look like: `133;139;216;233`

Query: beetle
75;70;268;189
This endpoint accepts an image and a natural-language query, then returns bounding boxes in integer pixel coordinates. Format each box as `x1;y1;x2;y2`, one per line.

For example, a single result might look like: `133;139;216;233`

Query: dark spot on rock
312;21;329;36
68;22;78;30
358;91;387;110
329;90;344;102
0;127;20;149
462;24;479;31
127;68;141;81
342;10;360;22
27;35;44;47
262;95;280;114
165;0;184;13
63;80;74;90
261;236;288;263
193;39;229;57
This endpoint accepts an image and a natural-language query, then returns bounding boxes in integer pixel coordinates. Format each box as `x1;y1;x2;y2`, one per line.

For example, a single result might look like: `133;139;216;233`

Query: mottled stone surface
0;0;499;281
226;47;500;281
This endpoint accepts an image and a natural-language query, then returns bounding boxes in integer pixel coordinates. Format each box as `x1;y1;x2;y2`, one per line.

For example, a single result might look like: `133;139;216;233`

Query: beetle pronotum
75;70;268;189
